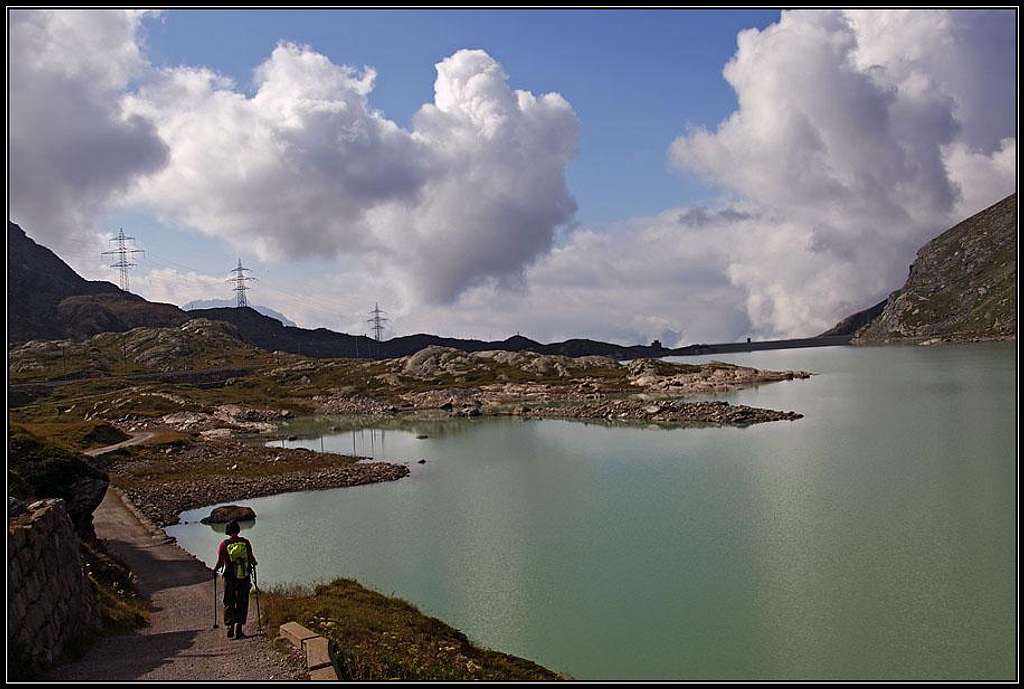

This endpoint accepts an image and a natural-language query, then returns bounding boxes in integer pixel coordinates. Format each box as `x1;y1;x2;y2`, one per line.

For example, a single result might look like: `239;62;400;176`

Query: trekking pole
252;564;264;634
212;571;219;629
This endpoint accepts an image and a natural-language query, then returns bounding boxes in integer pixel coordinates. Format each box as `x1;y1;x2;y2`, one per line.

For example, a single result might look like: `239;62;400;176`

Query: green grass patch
7;426;107;506
261;579;563;681
9;419;128;452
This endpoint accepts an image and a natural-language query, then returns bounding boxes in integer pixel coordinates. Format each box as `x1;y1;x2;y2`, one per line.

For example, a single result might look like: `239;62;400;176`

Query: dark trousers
223;575;251;626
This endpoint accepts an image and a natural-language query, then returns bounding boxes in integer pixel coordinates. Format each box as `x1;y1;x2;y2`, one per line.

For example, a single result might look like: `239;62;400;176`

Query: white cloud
944;137;1017;220
125;44;578;304
8;10;168;254
668;9;1016;336
133;267;230;307
373;205;775;345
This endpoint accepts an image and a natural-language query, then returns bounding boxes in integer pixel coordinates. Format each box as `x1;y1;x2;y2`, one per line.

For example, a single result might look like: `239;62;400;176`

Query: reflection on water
267;413;729;461
169;343;1016;680
205;520;255;535
267;415;506;460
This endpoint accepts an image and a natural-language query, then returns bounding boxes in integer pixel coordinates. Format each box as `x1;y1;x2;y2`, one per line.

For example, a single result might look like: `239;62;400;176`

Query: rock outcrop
830;194;1016;343
7;430;109;539
8;499;99;677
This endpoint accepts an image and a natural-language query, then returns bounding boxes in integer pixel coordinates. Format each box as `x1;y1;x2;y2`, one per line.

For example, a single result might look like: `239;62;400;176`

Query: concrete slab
279;622;319;649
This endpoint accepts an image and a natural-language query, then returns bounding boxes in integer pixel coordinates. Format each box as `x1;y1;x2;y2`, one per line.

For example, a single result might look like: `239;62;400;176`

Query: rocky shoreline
120;464;409;528
508;398;803;426
853;333;1016;347
105;440;409;527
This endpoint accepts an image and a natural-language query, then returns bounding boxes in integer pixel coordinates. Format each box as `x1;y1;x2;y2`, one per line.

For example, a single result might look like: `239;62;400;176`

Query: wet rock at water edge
201;504;257;524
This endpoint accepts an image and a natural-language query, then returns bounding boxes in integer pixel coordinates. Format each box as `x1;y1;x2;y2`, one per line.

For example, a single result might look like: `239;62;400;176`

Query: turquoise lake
167;343;1017;679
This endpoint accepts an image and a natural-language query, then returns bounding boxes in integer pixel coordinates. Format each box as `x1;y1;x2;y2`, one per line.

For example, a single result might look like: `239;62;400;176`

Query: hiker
214;520;257;638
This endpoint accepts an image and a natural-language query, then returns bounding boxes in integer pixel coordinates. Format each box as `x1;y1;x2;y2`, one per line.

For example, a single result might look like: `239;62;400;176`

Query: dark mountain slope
819;299;887;338
7;222;187;345
183;298;297;327
189;307;671;360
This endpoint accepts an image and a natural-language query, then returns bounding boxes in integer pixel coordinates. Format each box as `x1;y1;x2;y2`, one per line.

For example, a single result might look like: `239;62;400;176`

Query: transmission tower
367;302;388;342
228;258;256;307
101;229;143;292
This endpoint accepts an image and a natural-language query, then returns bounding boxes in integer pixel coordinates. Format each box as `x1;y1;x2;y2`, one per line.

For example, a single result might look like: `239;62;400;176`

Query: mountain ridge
7;221;670;360
182;298;297;327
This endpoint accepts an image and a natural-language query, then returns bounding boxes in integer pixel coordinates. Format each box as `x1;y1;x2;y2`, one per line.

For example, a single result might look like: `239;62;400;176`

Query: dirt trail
47;487;304;680
84;430;157;457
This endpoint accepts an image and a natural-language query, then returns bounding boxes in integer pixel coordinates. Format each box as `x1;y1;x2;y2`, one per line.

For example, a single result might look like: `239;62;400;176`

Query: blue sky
106;9;779;275
143;10;778;223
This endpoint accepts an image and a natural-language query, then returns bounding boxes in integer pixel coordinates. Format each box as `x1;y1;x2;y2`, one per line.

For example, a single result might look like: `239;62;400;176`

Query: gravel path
47;487;305;681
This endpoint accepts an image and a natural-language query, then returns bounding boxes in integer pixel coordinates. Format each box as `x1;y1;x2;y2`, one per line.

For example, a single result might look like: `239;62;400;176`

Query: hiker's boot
226;624;234;639
235;623;246;639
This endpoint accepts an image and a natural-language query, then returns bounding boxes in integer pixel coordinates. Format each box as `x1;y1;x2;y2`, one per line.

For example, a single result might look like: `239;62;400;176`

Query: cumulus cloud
8;10;168;254
125;44;578;304
8;9;1015;345
669;9;1016;336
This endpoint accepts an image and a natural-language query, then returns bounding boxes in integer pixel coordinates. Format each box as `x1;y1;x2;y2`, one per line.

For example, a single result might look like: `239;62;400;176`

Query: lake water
167;343;1016;679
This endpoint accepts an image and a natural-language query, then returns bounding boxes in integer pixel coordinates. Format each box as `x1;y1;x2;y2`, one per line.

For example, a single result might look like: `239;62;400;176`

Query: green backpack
226;540;250;579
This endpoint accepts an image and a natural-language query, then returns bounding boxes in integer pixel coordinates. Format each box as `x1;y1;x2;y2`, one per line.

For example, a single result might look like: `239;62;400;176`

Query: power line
100;229;143;292
228;258;256;307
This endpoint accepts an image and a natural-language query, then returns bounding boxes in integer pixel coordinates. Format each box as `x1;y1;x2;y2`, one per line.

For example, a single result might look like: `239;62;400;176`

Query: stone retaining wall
8;498;99;674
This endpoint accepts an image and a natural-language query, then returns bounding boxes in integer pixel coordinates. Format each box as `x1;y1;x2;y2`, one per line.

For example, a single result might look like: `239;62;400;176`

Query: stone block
303;635;332;670
279;621;318;649
309;665;338;681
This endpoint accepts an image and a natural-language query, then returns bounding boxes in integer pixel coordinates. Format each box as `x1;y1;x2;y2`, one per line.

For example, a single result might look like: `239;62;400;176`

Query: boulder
7;431;109;539
8;496;27;519
200;505;256;524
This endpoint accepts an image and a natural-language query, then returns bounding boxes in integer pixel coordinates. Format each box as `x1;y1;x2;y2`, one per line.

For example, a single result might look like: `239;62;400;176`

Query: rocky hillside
8;222;188;345
832;194;1016;343
8;319;282;381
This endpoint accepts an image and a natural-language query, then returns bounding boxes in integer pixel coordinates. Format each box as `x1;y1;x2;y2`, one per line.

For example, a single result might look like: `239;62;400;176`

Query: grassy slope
10;419;129;451
263;579;563;681
7;426;107;507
